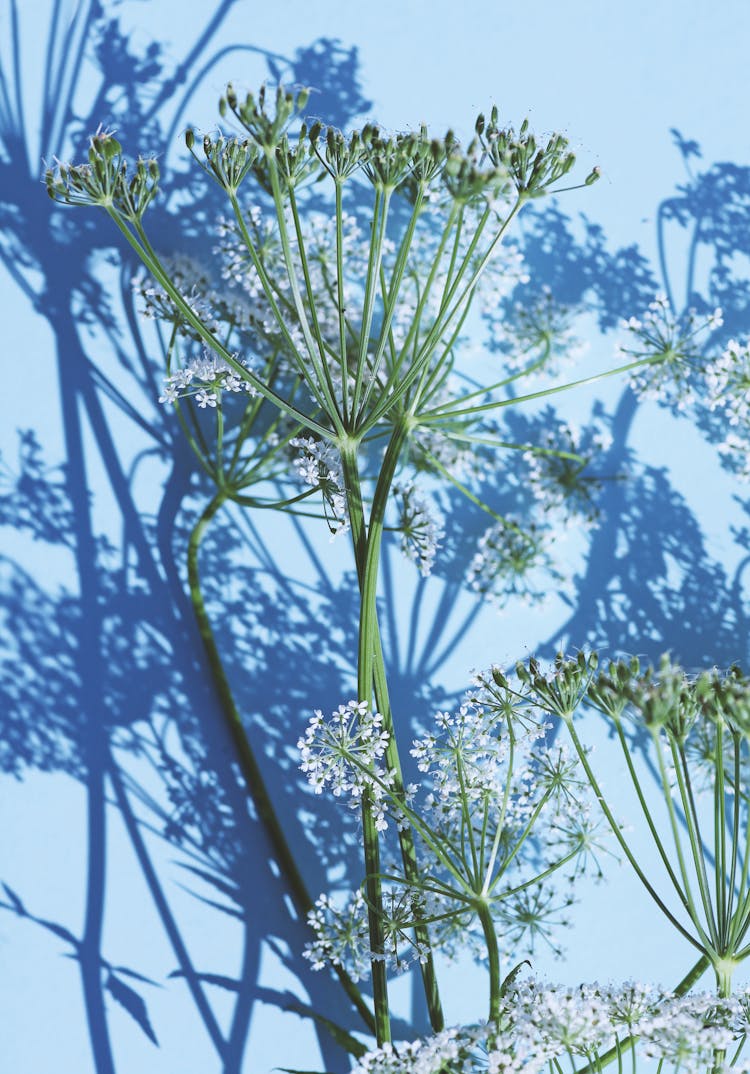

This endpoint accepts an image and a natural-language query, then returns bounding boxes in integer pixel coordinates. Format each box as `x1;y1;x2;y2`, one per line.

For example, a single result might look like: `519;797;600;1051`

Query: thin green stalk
716;721;728;946
650;731;710;949
383;196;513;394
334;179;350;424
564;718;705;951
351;185;390;419
441;337;553;412
615;724;692;912
728;805;750;950
481;730;516;895
187;491;375;1034
265;154;344;429
108;209;330;437
418;353;669;425
359;202;461;426
355;188;426;422
287;185;342;414
671;740;720;950
360;791;390;1046
725;735;742;937
454;750;481;886
340;436;445;1032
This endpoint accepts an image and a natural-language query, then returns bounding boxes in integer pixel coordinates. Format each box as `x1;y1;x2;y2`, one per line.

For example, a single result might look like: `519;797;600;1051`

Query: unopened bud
584;165;602;186
185;128;195;150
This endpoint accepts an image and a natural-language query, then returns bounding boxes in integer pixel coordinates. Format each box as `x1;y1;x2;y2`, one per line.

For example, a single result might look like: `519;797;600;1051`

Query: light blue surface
2;1;750;1071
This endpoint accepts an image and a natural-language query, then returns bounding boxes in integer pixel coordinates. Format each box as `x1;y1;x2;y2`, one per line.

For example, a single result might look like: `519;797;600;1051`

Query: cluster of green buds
512;650;600;720
476;108;600;198
220;82;310;148
45;128;159;220
517;651;750;992
185;130;260;194
587;656;750;743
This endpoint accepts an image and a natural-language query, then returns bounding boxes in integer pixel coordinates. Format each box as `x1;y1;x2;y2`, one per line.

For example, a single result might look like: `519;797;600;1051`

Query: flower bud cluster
476;110;586;199
186;129;259;193
588;654;750;742
46;128;159;219
220;83;310;149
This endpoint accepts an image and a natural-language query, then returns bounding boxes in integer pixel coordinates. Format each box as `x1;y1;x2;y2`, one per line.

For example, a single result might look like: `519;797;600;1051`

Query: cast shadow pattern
1;6;750;1070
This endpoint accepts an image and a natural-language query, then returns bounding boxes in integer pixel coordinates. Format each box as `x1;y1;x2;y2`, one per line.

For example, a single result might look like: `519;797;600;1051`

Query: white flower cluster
289;436;350;537
298;699;394;831
619;293;722;412
483;285;585;378
412;423;489;483
133;255;252;343
466;517;560;609
392;483;445;577
523;420;611;528
353;980;750;1074
304;886;432;982
704;338;750;480
303;890;371;981
158;347;258;407
403;677;598;960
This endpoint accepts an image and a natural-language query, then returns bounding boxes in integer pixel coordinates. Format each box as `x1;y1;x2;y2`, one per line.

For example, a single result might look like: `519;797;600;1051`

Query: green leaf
499;959;531;997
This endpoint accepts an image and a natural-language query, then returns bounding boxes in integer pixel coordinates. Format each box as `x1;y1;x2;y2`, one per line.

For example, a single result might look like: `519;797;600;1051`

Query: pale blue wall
2;2;750;1071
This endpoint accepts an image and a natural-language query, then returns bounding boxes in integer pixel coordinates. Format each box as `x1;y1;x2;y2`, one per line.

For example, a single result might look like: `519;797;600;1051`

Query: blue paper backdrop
2;1;750;1071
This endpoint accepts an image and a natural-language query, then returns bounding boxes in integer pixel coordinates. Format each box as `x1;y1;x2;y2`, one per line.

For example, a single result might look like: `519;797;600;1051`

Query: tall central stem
341;423;444;1039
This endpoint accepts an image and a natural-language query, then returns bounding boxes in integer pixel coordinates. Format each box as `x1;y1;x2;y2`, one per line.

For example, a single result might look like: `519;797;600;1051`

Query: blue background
2;1;750;1071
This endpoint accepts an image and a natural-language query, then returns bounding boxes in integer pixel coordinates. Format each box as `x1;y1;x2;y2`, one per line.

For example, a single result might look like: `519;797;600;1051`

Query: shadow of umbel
0;3;380;1070
4;2;750;1069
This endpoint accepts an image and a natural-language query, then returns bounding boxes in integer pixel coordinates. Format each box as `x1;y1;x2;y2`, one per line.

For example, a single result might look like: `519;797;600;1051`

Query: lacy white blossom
401;673;597;961
392;483;444;576
523;419;610;527
298;700;394;830
303;889;371;981
619;293;722;411
289;436;350;537
703;338;750;479
483;286;585;378
158;346;258;406
353;983;750;1074
303;885;432;983
466;517;561;608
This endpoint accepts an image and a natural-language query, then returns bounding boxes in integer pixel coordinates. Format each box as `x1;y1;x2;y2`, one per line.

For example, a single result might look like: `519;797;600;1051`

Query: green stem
108;208;329;437
563;718;704;951
340;434;445;1032
476;899;501;1023
187;491;375;1034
